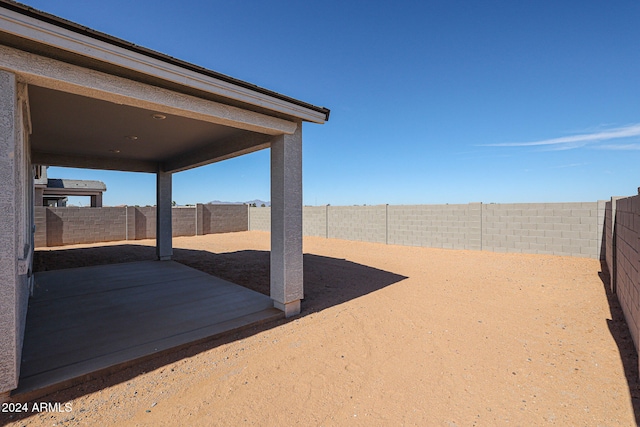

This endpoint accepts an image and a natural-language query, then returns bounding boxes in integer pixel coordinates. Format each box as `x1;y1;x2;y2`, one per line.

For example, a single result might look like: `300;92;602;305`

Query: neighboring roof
0;0;330;123
46;179;106;192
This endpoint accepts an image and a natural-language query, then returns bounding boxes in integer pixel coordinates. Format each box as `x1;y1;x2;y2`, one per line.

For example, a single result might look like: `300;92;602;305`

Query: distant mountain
207;199;270;207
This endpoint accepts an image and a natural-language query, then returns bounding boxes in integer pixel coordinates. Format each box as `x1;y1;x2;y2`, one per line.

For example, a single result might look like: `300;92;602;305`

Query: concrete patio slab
15;260;282;398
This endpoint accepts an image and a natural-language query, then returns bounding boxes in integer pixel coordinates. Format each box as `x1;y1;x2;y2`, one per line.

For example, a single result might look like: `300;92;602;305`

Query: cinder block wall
173;207;196;237
34;207;47;248
200;204;248;234
303;206;328;237
597;200;607;261
604;197;625;284
249;202;605;258
328;206;387;243
248;207;271;232
604;201;613;278
482;202;601;257
610;195;640;350
388;203;482;250
35;204;249;247
249;206;327;236
132;207;156;240
42;207;127;246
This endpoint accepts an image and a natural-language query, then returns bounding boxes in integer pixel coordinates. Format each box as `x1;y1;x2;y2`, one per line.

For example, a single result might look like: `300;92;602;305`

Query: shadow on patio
33;244;409;315
9;244;407;406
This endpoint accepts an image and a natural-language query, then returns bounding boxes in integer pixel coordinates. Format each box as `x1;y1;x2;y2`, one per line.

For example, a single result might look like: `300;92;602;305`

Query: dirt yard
3;231;638;426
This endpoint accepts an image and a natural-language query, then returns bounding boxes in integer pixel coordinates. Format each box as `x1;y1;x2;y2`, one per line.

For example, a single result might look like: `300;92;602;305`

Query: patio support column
156;170;172;261
270;123;303;317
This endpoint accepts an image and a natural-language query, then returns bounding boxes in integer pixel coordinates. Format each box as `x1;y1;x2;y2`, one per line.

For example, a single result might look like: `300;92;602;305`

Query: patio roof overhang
0;0;329;173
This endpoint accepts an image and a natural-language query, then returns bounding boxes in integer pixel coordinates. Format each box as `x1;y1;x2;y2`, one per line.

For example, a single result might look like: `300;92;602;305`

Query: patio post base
274;300;301;318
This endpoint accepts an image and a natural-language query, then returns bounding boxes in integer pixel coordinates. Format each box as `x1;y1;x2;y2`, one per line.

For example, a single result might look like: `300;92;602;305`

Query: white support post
270;123;303;317
156;170;173;261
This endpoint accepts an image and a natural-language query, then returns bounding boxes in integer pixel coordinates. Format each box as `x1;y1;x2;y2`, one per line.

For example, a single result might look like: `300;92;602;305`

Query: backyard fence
250;202;606;259
34;204;248;247
603;195;640;353
34;201;615;260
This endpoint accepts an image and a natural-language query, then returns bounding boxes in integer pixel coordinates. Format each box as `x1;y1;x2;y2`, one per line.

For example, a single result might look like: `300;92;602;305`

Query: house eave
0;0;330;124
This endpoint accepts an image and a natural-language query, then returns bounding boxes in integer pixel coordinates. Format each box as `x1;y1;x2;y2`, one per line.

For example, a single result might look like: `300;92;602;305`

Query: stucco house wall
0;71;32;397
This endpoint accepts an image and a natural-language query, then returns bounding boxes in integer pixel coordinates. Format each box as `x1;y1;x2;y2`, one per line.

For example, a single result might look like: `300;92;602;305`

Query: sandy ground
2;231;639;426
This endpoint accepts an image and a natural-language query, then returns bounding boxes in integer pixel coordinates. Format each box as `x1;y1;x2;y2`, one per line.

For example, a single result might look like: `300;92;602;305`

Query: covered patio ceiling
28;84;270;173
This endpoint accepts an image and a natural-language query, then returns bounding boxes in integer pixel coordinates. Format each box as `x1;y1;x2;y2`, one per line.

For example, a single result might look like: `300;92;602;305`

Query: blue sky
25;0;640;206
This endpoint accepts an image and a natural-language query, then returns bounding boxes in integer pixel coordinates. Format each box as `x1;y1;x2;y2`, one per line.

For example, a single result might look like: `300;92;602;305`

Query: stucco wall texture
250;202;607;259
0;71;31;395
34;204;248;247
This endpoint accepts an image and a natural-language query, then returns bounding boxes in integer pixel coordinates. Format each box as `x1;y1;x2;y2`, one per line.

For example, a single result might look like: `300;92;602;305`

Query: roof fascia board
0;6;328;124
43;188;103;196
0;44;297;135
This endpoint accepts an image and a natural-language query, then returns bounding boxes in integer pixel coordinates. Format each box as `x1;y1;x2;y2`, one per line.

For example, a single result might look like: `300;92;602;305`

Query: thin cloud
593;143;640;151
538;142;590;152
550;162;589;169
483;123;640;148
